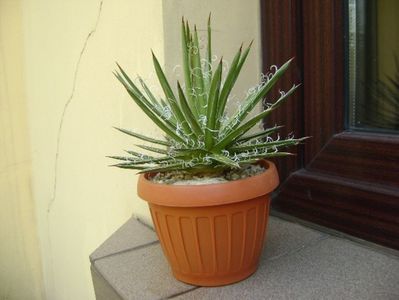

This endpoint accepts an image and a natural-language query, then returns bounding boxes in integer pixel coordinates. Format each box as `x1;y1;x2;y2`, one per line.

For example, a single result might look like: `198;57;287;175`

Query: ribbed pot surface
149;195;270;286
138;160;278;286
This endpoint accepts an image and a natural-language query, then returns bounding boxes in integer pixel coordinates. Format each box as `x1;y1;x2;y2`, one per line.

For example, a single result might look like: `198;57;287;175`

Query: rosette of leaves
110;17;306;174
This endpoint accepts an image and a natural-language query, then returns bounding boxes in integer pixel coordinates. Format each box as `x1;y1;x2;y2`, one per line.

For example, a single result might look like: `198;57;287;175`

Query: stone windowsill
90;215;399;300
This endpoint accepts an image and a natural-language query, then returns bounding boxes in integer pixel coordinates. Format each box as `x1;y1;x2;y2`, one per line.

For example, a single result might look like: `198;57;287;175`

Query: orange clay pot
137;160;279;286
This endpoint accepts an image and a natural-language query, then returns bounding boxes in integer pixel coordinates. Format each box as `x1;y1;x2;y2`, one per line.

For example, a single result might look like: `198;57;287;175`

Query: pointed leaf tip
115;62;123;71
286;57;295;65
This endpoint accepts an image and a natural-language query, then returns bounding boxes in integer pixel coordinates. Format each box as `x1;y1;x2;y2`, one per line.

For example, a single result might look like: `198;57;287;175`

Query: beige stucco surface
0;1;44;299
0;0;261;299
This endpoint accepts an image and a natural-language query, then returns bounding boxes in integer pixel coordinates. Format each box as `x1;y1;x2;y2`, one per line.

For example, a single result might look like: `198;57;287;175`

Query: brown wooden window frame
261;0;399;250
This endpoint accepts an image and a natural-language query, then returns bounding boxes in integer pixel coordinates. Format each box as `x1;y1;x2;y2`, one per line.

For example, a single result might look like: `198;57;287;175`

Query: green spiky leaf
114;127;171;146
111;17;306;175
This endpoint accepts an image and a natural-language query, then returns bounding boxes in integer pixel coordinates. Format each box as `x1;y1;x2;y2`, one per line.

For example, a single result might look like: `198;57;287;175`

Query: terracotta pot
137;160;279;286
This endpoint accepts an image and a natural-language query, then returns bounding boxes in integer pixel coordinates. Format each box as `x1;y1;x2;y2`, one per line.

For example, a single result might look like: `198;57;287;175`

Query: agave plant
110;17;306;174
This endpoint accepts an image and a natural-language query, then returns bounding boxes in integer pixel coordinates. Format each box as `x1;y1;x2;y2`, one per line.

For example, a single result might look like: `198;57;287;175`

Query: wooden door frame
261;0;399;249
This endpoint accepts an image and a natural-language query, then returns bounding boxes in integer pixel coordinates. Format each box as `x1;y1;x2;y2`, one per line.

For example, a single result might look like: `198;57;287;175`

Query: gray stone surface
263;216;328;260
91;265;123;300
90;215;399;300
175;237;399;300
90;218;158;261
93;243;195;300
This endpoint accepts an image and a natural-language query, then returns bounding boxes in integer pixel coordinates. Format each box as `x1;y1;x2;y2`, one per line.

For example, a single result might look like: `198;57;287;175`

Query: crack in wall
47;0;103;213
44;2;104;297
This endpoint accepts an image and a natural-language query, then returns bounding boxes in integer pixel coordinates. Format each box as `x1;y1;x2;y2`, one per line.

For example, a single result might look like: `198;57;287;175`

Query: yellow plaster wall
1;0;261;299
0;1;44;299
21;0;164;299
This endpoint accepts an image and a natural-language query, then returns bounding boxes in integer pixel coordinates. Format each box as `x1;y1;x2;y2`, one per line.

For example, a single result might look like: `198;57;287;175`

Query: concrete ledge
90;217;158;262
90;216;399;300
91;265;123;300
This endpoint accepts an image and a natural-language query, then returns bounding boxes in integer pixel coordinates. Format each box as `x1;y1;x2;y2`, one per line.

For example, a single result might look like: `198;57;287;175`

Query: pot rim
137;160;279;207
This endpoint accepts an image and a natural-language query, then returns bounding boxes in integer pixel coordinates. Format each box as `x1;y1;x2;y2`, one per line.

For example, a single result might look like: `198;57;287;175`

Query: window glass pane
348;0;399;133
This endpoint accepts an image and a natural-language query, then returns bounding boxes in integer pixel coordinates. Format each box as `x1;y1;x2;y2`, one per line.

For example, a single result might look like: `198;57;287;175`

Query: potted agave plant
110;17;306;286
